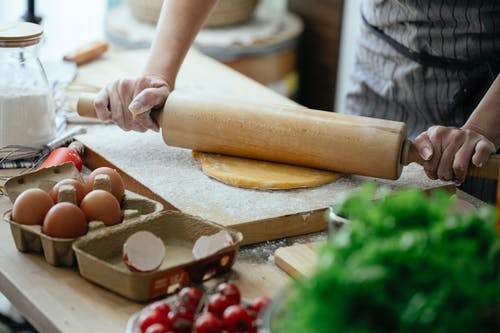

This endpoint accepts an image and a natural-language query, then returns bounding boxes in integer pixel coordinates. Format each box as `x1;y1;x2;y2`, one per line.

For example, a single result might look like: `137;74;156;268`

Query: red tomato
248;313;258;327
207;293;238;318
222;305;252;333
248;296;271;315
194;312;224;333
177;286;204;310
167;307;195;333
215;283;241;304
144;323;170;333
39;147;83;172
138;310;170;333
150;301;171;317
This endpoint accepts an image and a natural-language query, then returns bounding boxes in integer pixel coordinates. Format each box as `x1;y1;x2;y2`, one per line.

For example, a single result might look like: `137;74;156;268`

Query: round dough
193;151;342;190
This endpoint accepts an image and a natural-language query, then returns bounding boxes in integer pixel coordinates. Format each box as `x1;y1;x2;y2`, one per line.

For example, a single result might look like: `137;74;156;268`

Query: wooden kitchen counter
0;191;290;333
0;48;484;333
0;48;295;333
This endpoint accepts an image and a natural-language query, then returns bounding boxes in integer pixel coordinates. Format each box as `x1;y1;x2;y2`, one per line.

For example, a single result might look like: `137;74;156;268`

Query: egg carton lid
4;162;83;203
73;210;244;302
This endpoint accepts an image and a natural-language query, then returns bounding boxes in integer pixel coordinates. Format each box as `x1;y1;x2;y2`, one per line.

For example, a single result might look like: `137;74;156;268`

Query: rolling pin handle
402;139;500;180
401;139;425;165
76;93;163;126
77;93;98;118
467;155;500;180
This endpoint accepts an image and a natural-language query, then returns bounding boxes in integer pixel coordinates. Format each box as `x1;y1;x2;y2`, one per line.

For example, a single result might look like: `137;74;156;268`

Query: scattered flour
76;125;451;225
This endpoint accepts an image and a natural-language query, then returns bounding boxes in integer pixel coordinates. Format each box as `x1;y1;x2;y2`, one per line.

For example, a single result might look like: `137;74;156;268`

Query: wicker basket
127;0;258;27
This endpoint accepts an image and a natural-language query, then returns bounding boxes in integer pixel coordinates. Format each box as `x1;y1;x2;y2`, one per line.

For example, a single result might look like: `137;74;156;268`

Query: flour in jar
0;87;56;148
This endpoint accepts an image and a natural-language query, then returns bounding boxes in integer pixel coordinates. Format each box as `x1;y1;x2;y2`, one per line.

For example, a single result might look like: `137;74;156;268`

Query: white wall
0;1;106;61
335;0;362;112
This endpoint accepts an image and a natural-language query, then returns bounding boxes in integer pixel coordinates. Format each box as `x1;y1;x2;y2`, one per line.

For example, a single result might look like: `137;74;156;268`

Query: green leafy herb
273;183;500;333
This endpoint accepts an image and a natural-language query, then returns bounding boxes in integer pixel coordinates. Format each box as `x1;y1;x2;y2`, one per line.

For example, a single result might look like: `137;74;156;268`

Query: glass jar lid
0;22;43;48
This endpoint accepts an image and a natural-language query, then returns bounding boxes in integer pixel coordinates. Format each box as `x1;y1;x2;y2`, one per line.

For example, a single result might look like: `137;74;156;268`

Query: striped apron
344;0;500;203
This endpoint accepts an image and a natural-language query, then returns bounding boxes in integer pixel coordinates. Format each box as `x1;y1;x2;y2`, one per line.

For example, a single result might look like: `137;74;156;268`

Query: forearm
143;0;217;89
462;74;500;150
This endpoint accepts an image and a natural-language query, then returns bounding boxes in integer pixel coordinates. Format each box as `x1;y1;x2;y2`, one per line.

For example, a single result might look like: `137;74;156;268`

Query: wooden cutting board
274;242;318;277
273;196;479;278
70;49;454;245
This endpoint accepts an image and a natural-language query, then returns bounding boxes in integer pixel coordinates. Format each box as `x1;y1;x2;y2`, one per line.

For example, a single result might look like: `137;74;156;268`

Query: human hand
93;75;171;132
413;125;496;184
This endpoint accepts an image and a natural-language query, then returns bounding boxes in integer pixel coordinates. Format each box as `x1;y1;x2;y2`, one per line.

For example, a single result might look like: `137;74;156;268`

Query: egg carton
73;210;243;302
2;163;164;266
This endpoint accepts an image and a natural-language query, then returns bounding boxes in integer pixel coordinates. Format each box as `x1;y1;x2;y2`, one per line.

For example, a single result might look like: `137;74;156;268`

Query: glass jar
0;22;55;148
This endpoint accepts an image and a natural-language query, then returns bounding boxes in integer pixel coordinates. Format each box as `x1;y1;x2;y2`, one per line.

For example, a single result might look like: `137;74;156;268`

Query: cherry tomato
177;286;204;310
215;283;241;304
138;310;170;333
194;312;224;333
222;305;252;333
248;313;258;327
150;301;171;317
248;296;271;315
167;307;195;333
144;323;170;333
207;293;238;318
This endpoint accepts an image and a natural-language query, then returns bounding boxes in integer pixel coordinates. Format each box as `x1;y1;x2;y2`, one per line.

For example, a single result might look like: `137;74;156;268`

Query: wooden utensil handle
76;93;162;124
402;139;500;180
77;93;97;118
63;41;108;65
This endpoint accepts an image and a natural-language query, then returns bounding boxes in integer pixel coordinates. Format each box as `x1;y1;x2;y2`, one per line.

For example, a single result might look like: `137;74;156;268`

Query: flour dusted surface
77;125;450;225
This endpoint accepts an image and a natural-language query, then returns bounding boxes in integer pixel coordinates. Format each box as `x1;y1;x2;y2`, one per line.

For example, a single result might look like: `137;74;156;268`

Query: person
94;0;499;202
344;0;499;202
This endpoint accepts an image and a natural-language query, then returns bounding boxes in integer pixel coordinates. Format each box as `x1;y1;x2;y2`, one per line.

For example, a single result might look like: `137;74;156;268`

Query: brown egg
11;188;54;225
50;178;88;204
80;190;122;226
42;202;88;238
86;167;125;202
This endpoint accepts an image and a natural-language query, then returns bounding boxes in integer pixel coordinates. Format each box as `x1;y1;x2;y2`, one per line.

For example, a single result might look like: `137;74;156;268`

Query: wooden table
0;0;289;327
0;47;301;333
0;47;482;333
0;192;291;333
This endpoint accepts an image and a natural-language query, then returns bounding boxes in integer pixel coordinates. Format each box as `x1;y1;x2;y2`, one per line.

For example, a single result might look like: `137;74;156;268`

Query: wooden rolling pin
77;92;499;180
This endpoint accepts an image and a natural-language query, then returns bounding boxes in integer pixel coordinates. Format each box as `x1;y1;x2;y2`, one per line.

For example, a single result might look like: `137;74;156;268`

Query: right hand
413;125;496;184
93;75;171;132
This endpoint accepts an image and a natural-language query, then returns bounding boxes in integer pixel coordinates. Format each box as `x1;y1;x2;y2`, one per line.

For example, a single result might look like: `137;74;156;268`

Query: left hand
94;75;170;132
413;125;496;184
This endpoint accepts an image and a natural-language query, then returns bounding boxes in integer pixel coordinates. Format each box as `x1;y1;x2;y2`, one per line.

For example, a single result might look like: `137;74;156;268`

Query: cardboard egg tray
73;210;243;302
2;163;164;266
3;162;244;302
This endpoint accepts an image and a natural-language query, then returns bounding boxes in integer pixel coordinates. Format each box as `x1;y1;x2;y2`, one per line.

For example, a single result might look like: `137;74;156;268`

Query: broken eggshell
123;230;166;272
192;230;234;260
